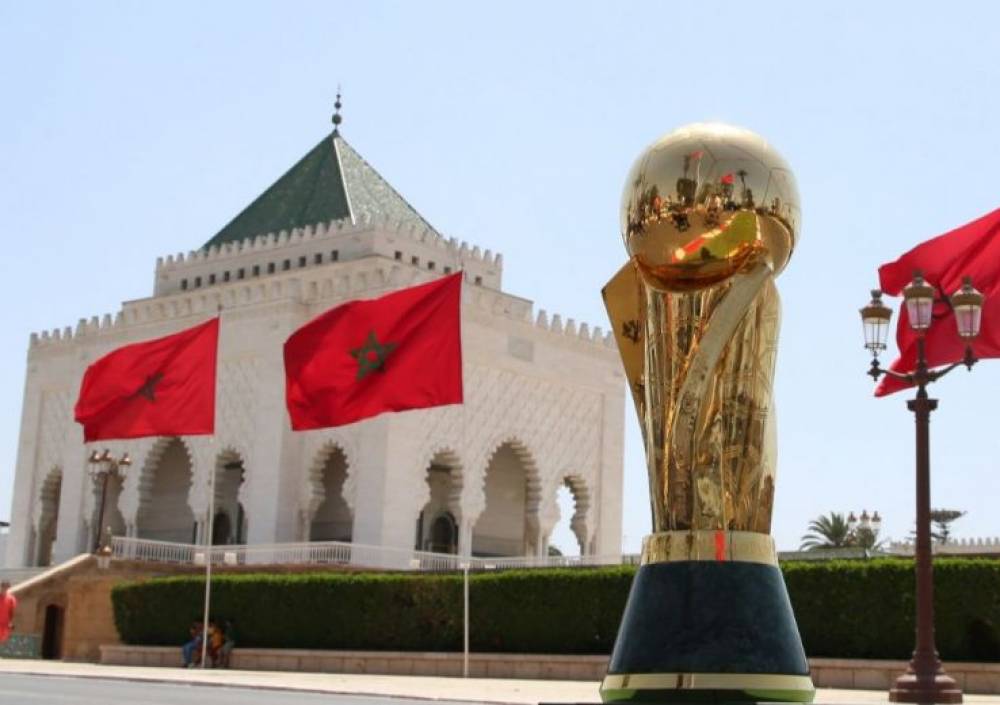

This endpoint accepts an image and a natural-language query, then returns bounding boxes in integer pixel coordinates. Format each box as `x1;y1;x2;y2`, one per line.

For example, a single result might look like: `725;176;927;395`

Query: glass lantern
903;271;936;331
860;290;893;355
950;276;984;340
870;511;883;534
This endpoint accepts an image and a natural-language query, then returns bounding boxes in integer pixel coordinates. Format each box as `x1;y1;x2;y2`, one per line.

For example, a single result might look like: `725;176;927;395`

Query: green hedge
112;559;1000;661
784;559;1000;661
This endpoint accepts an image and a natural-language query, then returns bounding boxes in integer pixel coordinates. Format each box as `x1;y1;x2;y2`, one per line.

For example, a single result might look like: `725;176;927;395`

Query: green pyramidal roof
203;133;438;250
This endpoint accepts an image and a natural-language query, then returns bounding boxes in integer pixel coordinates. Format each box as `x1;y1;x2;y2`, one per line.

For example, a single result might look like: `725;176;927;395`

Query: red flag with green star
74;317;219;441
284;273;463;429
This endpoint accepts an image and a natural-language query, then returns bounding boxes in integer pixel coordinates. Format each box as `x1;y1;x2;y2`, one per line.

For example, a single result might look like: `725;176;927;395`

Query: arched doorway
90;473;126;549
415;451;461;554
41;604;64;659
309;446;352;542
472;442;540;557
211;452;246;545
236;503;247;544
212;512;231;546
36;468;63;567
136;439;196;543
548;476;591;556
429;513;457;554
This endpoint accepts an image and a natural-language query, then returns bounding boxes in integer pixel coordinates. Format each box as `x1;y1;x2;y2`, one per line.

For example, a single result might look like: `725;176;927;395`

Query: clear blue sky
2;1;999;554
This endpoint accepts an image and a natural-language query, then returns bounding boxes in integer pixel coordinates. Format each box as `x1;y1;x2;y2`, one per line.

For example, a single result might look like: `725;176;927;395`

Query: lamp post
87;449;131;553
847;509;883;550
860;271;984;704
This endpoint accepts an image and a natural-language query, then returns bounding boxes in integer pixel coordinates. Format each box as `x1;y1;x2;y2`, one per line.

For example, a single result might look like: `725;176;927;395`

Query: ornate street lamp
861;270;984;704
846;509;882;550
87;449;131;553
870;510;883;535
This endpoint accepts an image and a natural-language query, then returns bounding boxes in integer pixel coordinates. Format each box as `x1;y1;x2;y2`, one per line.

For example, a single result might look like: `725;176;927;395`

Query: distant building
4;115;625;568
887;538;1000;558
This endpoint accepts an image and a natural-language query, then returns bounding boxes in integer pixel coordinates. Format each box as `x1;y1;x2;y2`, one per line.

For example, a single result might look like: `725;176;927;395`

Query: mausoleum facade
4;119;625;569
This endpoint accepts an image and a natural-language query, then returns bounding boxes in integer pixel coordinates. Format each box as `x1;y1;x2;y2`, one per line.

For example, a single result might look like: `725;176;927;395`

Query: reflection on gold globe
621;122;799;292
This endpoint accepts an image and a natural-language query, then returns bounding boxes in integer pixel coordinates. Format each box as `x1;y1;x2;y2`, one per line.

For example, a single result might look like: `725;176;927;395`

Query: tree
800;512;885;551
852;525;885;551
929;509;966;544
800;512;852;550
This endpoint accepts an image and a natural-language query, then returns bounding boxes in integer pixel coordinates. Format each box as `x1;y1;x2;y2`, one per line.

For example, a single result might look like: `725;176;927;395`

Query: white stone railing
114;537;944;571
110;536;633;571
112;536;199;564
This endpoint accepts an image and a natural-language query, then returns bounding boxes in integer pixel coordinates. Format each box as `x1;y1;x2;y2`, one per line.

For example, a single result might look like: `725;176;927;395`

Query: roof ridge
334;135;440;240
202;130;439;250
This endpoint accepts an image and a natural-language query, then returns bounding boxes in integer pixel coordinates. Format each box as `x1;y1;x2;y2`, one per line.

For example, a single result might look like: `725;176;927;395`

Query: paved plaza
1;660;999;704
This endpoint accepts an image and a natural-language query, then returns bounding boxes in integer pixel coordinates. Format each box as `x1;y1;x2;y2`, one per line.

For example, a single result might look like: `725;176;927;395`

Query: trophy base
601;542;814;704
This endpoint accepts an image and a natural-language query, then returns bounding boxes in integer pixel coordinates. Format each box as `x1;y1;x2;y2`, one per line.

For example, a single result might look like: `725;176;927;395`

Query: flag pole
458;274;469;678
200;305;222;668
200;444;216;668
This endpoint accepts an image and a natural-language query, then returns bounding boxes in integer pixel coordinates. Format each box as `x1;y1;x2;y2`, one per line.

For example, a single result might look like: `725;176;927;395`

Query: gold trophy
601;123;814;703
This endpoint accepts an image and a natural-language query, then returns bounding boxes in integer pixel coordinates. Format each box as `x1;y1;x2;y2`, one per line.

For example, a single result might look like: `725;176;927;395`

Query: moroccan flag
74;318;219;440
720;172;735;185
284;272;463;429
876;206;1000;396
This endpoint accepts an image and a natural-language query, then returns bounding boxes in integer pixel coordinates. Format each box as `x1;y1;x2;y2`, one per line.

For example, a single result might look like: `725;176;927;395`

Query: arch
211;447;246;545
135;438;196;543
472;439;542;557
88;471;126;549
414;449;463;554
548;475;592;556
41;603;65;659
35;467;63;567
212;511;231;546
236;502;247;544
306;443;353;542
429;512;458;554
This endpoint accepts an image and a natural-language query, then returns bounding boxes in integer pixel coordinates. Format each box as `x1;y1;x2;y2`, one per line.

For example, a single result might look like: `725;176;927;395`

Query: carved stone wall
8;226;625;567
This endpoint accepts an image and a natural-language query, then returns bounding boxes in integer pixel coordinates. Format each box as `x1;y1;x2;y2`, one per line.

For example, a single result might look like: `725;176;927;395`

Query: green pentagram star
350;331;397;380
136;372;164;402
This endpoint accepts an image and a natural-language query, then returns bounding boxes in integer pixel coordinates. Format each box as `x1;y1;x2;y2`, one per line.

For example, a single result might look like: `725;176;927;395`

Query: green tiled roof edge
202;133;440;251
203;133;351;250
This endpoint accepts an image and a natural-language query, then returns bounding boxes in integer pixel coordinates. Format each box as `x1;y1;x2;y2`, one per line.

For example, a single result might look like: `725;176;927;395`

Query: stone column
52;434;87;564
455;516;475;557
342;415;392;546
594;390;625;555
239;304;303;546
5;375;42;568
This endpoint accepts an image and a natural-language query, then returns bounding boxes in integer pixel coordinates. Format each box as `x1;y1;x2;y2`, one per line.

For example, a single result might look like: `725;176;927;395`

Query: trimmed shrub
783;559;1000;661
112;559;1000;661
113;572;464;650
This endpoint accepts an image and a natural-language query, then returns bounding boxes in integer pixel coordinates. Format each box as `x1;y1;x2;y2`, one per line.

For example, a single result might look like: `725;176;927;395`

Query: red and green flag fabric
284;272;463;429
74;318;219;441
876;206;1000;396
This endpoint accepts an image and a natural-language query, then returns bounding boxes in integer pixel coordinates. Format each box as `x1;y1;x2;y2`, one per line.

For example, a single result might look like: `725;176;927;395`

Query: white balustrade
109;535;635;571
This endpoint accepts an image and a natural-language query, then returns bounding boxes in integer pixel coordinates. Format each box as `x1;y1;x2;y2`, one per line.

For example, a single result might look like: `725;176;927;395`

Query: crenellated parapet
29;257;615;356
154;215;504;298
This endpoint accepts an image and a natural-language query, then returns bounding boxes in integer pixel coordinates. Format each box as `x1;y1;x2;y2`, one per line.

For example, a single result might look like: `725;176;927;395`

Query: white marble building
4;120;625;569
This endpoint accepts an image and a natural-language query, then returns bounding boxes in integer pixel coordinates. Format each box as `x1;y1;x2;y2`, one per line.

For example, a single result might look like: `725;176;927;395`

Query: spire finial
332;86;343;135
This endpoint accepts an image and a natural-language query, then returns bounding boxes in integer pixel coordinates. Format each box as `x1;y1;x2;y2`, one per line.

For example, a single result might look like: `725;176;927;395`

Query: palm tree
800;512;852;550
